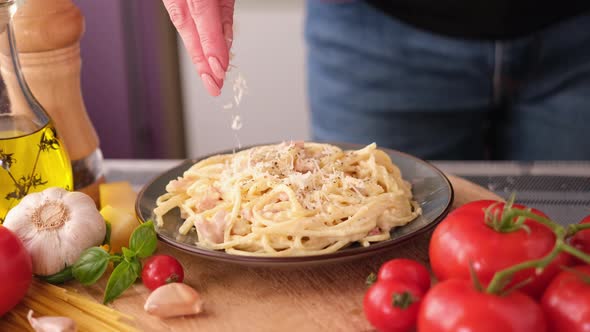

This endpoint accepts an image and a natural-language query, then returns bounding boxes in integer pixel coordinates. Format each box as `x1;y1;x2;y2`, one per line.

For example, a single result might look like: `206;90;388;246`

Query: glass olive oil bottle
0;0;72;222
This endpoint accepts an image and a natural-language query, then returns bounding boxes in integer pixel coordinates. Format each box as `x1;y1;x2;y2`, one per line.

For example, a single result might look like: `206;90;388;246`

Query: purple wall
123;1;168;159
74;0;172;159
75;0;134;158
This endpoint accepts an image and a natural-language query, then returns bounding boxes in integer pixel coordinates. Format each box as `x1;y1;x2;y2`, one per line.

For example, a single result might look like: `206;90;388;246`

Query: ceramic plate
136;143;453;267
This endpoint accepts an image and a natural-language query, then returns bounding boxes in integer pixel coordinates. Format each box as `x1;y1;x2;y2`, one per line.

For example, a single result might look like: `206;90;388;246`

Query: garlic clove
144;283;204;318
27;310;77;332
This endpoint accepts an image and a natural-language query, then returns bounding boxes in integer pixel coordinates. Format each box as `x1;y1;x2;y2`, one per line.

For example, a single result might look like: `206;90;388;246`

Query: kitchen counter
75;158;590;331
87;159;590;331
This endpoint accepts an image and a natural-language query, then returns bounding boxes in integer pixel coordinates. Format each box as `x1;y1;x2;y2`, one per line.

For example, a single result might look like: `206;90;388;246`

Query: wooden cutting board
73;175;501;332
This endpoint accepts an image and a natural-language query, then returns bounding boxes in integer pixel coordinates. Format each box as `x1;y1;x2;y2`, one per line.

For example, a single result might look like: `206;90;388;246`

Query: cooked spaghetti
154;142;421;256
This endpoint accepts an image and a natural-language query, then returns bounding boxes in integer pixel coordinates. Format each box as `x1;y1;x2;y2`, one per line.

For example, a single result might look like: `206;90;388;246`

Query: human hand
162;0;235;96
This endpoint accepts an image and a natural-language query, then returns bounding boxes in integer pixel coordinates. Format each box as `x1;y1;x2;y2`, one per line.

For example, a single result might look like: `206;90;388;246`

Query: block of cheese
100;205;138;253
99;181;137;213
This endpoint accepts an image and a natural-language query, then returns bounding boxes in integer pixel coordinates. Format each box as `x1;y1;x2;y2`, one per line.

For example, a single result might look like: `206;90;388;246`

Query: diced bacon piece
196;188;221;211
241;208;253;221
197;196;218;211
197;196;219;211
278;192;289;202
368;227;381;236
195;211;227;244
294;158;314;173
263;204;279;213
292;140;304;149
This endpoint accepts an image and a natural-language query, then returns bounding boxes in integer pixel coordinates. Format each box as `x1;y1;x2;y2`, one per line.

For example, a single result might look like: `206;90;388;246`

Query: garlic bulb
4;187;106;276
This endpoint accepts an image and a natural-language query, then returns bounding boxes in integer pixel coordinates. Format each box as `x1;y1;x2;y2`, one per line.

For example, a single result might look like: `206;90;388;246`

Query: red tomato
418;279;547;332
364;280;423;332
141;255;185;291
429;200;571;298
0;226;32;316
377;258;431;293
541;265;590;332
570;215;590;262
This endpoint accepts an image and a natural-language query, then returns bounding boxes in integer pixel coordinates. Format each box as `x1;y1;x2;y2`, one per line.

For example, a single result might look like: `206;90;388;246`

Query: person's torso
366;0;590;39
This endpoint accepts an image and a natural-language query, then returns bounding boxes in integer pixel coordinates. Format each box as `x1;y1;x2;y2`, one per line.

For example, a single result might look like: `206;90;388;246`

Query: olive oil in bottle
0;0;74;223
0;116;73;222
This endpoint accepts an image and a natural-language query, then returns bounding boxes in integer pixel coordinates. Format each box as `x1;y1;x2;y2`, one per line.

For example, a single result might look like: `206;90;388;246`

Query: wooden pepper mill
0;0;104;203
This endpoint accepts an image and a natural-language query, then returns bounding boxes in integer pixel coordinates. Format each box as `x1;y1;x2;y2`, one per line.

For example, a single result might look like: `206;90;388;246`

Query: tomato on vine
570;215;590;261
429;200;572;298
418;279;547;332
541;265;590;332
364;199;590;332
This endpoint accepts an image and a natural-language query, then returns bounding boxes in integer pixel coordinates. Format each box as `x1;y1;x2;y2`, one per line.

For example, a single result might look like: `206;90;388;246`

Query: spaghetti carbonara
154;142;421;257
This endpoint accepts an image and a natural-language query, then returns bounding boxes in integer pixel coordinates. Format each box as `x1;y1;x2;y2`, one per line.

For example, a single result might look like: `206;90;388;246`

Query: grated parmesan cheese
233;73;248;105
215;142;371;211
231;115;243;131
219;53;248;148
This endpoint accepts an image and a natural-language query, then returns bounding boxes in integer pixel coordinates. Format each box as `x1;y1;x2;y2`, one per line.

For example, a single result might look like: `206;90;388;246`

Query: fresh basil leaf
110;254;123;262
130;258;142;278
122;247;136;260
129;221;157;258
110;253;123;268
73;247;110;286
103;222;112;246
39;266;74;284
103;259;139;304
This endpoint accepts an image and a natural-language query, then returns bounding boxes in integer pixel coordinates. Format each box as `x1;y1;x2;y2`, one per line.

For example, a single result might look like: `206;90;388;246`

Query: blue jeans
305;1;590;160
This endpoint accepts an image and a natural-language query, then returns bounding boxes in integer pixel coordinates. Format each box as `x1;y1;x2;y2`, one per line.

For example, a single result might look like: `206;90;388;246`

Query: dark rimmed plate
136;143;453;267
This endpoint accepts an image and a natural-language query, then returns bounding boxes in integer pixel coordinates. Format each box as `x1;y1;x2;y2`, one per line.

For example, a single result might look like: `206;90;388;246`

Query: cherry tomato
541;265;590;332
570;215;590;262
141;255;184;291
418;279;547;332
0;226;32;315
364;280;423;332
377;258;431;293
429;200;572;298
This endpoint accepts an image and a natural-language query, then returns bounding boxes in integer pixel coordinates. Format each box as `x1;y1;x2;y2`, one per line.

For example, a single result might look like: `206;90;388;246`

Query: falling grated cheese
219;51;248;149
231;115;243;131
232;73;248;106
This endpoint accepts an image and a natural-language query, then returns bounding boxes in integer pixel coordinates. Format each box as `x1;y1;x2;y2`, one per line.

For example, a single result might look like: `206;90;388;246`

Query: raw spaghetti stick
0;280;138;332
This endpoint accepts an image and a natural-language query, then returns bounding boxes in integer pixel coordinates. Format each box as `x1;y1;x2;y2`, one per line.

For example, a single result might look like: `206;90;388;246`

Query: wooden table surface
74;175;501;332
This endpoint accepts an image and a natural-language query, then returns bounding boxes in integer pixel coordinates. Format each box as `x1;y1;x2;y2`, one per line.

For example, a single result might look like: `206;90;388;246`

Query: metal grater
435;161;590;226
463;175;590;226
